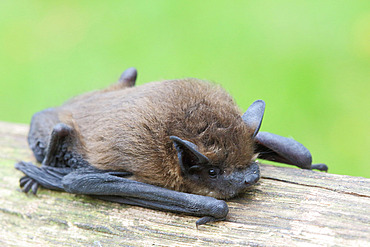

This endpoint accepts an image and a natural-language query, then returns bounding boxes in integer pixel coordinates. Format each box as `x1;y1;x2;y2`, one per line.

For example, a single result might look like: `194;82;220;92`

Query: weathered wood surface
0;121;369;246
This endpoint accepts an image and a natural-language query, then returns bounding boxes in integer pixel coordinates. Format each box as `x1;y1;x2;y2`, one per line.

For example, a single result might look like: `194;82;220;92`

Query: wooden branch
0;121;369;246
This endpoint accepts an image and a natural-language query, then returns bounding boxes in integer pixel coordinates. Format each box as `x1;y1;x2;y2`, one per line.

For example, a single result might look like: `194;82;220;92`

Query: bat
15;67;328;226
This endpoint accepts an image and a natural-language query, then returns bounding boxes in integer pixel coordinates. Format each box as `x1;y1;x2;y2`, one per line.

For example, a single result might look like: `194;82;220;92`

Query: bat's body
57;78;254;197
16;68;327;226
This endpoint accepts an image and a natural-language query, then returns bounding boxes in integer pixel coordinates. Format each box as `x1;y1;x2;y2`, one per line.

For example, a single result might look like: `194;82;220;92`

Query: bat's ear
119;67;137;87
170;136;210;176
242;100;265;137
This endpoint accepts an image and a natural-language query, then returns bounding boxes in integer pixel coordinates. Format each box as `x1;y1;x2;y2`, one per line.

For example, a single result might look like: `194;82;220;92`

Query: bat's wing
15;161;132;194
16;161;227;226
254;131;328;171
28;108;60;163
61;170;228;226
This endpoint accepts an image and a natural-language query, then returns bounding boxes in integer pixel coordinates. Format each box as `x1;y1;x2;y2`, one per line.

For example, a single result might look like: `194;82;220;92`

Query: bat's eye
208;168;217;178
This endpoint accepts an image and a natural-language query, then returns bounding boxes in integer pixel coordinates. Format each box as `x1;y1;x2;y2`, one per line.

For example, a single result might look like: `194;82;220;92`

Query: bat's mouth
244;161;260;187
204;162;261;200
244;172;260;187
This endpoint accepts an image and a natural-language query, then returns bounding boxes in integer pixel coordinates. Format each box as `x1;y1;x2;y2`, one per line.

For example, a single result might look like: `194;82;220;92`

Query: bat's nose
244;173;260;186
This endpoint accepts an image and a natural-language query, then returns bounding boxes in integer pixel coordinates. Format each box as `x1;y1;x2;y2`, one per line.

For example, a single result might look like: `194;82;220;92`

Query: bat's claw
16;161;41;195
311;163;328;172
19;175;39;194
196;216;225;229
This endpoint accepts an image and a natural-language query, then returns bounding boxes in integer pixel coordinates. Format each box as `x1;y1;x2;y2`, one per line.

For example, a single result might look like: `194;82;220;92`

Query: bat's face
171;136;260;199
188;159;260;200
170;100;265;199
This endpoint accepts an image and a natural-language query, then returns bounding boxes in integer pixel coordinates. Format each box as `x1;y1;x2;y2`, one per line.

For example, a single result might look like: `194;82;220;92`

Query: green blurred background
0;1;369;177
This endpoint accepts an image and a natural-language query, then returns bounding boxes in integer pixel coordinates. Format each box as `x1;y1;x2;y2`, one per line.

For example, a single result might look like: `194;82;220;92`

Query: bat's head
170;100;265;199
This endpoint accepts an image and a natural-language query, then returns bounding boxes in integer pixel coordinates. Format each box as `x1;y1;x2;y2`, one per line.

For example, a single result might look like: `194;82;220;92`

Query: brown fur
57;78;255;197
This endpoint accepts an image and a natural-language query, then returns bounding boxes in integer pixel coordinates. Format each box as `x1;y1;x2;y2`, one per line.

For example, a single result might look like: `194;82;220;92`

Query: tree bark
0;121;369;246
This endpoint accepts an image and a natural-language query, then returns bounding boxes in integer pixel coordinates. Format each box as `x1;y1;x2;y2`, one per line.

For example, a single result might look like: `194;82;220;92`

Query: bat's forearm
62;171;228;224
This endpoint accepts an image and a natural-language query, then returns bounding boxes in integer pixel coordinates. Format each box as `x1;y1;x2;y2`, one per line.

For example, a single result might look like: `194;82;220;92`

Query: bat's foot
16;161;40;194
311;163;328;172
19;175;40;195
15;160;70;192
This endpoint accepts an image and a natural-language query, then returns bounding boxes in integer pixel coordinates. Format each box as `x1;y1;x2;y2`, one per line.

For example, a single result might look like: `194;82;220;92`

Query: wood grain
0;121;369;246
